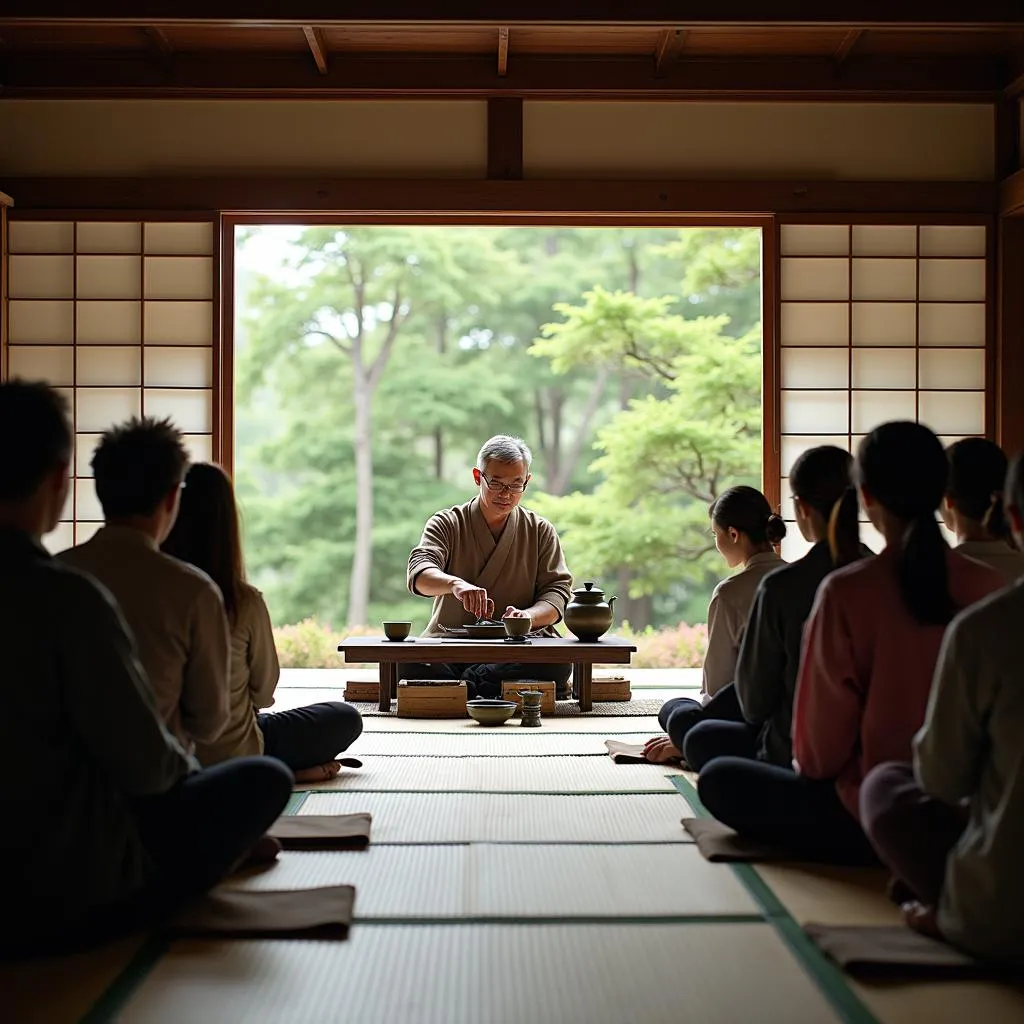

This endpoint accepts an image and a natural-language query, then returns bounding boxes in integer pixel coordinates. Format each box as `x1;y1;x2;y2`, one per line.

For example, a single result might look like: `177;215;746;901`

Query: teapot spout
609;596;617;613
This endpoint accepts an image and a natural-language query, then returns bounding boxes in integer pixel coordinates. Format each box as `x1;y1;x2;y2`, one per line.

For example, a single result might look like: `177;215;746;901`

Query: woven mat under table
353;698;663;718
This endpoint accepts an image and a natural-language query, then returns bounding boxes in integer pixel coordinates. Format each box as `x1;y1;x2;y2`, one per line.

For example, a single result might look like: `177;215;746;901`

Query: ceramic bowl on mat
466;699;517;726
502;616;531;638
382;620;412;641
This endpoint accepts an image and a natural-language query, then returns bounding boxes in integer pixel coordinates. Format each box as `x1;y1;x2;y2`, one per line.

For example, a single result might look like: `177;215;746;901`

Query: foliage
616;620;709;669
529;279;762;595
236;225;762;631
272;616;708;670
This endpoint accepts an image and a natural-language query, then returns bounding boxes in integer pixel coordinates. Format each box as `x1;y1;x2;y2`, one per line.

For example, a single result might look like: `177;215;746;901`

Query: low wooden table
337;635;637;714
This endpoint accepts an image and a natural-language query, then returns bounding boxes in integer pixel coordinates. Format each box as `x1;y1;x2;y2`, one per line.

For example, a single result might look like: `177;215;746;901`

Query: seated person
696;422;1004;865
684;446;867;772
644;485;786;763
403;435;573;699
58;417;231;753
162;462;363;783
941;437;1024;583
0;381;292;958
860;454;1024;966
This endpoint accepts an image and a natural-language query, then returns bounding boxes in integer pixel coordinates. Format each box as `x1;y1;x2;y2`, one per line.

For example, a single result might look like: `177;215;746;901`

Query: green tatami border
671;774;879;1024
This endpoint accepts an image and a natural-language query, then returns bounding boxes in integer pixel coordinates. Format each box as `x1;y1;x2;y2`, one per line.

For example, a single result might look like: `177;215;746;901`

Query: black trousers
258;701;363;771
697;757;878;865
6;756;294;959
658;683;746;756
398;660;573;700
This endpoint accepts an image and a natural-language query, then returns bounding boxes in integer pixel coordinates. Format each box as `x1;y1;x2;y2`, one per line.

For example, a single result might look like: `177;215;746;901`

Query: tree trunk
348;367;374;628
434;311;447;479
551;366;610;495
547;388;564;491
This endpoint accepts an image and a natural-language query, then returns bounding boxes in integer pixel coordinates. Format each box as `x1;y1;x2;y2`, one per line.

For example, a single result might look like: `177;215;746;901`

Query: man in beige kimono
404;435;574;699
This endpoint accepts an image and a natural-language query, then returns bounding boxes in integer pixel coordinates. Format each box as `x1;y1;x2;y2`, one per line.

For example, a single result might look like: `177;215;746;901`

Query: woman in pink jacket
697;421;1004;863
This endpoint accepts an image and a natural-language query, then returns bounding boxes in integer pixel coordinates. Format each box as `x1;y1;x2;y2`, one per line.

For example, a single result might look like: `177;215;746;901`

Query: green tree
240;227;519;626
529;264;761;604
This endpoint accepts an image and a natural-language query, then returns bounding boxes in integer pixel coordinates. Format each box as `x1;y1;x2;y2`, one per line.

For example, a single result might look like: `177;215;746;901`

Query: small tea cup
382;620;411;642
503;615;531;639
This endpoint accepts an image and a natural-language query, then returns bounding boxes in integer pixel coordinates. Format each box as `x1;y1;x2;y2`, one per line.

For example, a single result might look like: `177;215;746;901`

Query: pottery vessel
466;699;517;726
562;580;617;642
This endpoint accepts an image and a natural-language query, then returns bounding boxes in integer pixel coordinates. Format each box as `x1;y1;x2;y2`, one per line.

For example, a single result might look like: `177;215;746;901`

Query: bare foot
901;900;943;941
643;736;682;764
294;761;343;784
230;834;282;873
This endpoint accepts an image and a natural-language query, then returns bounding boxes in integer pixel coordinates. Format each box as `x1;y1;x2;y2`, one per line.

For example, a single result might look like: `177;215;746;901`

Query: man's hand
452;581;494;620
503;605;532;626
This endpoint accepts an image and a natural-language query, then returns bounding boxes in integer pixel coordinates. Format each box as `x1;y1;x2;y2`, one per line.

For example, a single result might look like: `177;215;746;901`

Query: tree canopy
234;225;762;631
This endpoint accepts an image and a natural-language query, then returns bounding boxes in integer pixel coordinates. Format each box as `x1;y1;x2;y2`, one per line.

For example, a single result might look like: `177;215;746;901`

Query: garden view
233;225;763;667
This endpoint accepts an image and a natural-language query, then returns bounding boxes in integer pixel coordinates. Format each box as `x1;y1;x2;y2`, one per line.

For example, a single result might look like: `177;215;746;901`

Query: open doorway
232;224;764;669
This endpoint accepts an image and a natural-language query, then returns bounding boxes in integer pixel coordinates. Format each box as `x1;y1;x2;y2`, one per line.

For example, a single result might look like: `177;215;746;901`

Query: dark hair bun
765;513;788;545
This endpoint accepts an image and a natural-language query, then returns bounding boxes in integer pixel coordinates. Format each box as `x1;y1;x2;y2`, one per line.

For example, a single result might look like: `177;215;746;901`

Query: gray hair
476;435;532;473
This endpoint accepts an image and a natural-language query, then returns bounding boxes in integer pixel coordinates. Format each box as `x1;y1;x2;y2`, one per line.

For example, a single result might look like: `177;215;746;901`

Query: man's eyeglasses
480;472;528;495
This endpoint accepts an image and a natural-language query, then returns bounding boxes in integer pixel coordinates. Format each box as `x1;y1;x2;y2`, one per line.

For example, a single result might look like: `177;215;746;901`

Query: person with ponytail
162;463;363;783
941;437;1024;583
643;485;786;764
697;422;1003;863
682;446;868;773
859;453;1024;967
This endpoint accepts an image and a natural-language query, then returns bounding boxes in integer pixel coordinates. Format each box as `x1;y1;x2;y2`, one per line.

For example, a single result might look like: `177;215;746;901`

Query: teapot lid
573;579;604;596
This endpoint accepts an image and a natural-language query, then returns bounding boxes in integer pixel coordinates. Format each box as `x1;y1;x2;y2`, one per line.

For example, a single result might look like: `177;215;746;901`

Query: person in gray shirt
860;452;1024;967
0;382;293;958
58;417;231;753
683;446;867;771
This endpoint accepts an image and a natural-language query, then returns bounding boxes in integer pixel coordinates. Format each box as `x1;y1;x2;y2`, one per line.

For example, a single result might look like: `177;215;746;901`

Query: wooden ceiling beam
0;176;996;216
302;25;329;74
653;28;686;76
497;26;509;77
0;54;1002;100
0;5;1021;28
834;28;864;65
140;25;174;57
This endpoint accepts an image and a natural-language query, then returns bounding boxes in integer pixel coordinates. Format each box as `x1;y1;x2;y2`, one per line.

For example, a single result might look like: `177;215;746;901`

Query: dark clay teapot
563;580;617;642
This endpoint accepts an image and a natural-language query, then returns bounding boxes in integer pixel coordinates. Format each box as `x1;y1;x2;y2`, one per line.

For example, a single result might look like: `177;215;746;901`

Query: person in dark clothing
683;445;865;772
696;422;1002;866
0;380;294;958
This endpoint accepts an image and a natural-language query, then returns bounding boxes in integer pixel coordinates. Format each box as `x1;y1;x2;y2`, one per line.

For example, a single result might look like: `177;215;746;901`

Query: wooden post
486;98;523;181
997;216;1024;454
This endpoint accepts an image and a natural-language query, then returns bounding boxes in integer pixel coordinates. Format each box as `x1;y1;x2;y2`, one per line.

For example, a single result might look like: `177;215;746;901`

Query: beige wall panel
0;100;488;177
524;102;993;180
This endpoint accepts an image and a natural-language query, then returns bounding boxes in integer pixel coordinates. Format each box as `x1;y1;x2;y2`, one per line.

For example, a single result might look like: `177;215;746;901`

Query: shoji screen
778;222;989;560
6;218;217;553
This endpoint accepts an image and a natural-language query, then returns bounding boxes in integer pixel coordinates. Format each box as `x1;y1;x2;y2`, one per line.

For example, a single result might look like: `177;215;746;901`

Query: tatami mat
361;715;662;733
117;923;841;1024
227;846;468;918
1;934;148;1024
472;844;757;918
299;792;695;843
852;978;1024;1024
225;844;757;918
349;732;655;756
755;863;901;927
305;756;679;793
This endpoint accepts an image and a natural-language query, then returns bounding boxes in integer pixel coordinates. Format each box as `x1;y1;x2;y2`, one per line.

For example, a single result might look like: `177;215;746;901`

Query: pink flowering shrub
273;619;380;668
617;621;709;669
